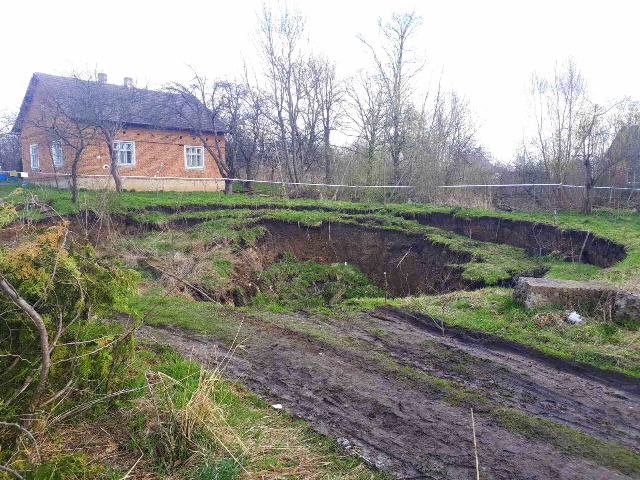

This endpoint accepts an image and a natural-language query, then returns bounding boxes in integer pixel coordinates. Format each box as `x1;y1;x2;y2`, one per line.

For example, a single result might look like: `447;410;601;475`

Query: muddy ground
135;305;640;480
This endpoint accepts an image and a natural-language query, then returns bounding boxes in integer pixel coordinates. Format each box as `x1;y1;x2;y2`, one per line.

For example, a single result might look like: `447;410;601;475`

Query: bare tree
166;72;231;193
346;71;387;185
308;56;343;183
0;135;21;173
31;80;101;202
0;112;22;172
359;12;424;185
258;4;338;185
576;101;627;213
216;76;268;193
257;3;306;184
522;59;635;213
528;59;587;185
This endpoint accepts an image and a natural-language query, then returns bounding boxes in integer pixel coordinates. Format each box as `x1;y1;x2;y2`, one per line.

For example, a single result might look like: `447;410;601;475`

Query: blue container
0;173;8;182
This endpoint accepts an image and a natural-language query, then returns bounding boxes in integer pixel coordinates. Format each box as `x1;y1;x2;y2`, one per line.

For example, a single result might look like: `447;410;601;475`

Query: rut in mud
136;306;640;480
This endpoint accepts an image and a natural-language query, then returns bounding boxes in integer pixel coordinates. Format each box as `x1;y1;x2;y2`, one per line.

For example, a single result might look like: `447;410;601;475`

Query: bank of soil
134;202;627;268
136;306;640;480
256;220;474;296
401;212;626;267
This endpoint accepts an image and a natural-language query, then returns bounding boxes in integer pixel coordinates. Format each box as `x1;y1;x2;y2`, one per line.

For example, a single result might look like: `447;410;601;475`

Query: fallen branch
0;274;50;411
0;464;24;480
144;260;216;302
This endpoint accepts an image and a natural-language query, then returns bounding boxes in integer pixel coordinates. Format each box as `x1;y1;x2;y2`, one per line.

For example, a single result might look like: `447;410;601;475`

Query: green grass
252;253;384;311
493;407;640;476
402;288;640;377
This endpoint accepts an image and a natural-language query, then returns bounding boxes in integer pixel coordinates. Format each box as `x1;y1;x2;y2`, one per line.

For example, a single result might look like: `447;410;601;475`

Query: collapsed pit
254;220;475;297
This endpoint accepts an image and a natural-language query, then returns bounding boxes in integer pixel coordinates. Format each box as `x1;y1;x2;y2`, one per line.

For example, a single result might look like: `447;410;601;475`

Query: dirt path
137;307;640;479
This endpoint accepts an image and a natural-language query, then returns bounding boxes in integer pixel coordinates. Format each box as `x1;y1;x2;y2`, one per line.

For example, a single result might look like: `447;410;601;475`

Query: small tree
346;71;387;185
576;102;627;214
166;73;231;193
0;134;21;172
27;72;138;197
359;12;424;185
33;82;100;202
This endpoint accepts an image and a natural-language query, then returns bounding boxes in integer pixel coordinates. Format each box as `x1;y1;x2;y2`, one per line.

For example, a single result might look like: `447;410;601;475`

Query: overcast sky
2;0;639;163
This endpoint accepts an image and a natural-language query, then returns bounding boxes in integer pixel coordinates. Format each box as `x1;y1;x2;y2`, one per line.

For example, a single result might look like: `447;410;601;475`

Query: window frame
184;145;205;169
51;141;64;167
30;144;40;170
113;140;136;166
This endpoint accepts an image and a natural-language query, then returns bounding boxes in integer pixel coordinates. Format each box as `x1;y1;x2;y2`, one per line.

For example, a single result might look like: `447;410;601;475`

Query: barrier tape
28;172;415;189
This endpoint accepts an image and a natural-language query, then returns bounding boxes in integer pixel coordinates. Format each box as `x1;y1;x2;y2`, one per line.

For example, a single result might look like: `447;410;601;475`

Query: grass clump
129;292;241;343
125;345;385;479
493;407;640;476
252;253;384;311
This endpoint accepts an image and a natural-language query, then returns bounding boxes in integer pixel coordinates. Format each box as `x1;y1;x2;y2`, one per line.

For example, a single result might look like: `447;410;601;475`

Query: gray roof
12;72;227;134
608;125;640;161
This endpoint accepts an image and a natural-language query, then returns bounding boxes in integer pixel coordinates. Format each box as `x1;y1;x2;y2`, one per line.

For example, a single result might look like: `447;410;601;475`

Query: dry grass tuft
532;312;566;327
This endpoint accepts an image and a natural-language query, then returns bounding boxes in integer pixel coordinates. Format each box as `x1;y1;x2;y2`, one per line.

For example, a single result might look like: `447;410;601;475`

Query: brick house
12;72;227;191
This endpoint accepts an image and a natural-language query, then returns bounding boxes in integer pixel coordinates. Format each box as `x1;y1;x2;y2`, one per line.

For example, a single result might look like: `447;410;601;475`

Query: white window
30;144;39;169
51;141;63;167
113;140;135;166
184;145;204;169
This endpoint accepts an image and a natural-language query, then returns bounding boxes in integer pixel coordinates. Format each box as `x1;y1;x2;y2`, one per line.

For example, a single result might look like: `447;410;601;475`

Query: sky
2;0;639;163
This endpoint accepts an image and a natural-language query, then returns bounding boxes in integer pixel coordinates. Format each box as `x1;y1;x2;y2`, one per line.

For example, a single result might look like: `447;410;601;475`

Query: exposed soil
255;220;475;296
399;212;626;268
135;203;627;268
136;305;640;480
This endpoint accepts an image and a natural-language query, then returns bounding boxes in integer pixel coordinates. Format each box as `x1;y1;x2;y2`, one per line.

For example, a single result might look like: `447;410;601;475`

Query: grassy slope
400;288;640;377
7;185;634;475
4;185;638;375
5;185;580;286
5;184;638;283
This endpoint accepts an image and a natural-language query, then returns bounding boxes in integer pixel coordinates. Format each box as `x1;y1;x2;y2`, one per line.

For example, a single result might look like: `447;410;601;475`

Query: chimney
123;77;133;89
97;72;107;83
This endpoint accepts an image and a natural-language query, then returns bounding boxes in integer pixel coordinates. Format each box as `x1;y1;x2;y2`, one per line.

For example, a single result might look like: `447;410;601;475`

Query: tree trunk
110;160;123;193
582;157;594;214
71;158;79;204
244;158;254;193
224;179;234;195
107;142;123;193
324;130;332;184
583;184;594;214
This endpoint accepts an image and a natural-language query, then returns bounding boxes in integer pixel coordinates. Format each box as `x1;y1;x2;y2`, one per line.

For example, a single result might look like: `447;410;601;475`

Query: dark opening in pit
255;220;476;297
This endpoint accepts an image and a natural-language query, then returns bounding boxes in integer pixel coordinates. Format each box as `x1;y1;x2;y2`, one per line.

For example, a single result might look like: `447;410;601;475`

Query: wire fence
11;172;640;211
436;183;640;211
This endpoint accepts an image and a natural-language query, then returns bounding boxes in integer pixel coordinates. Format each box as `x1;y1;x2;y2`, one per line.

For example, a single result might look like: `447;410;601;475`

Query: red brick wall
19;92;225;181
